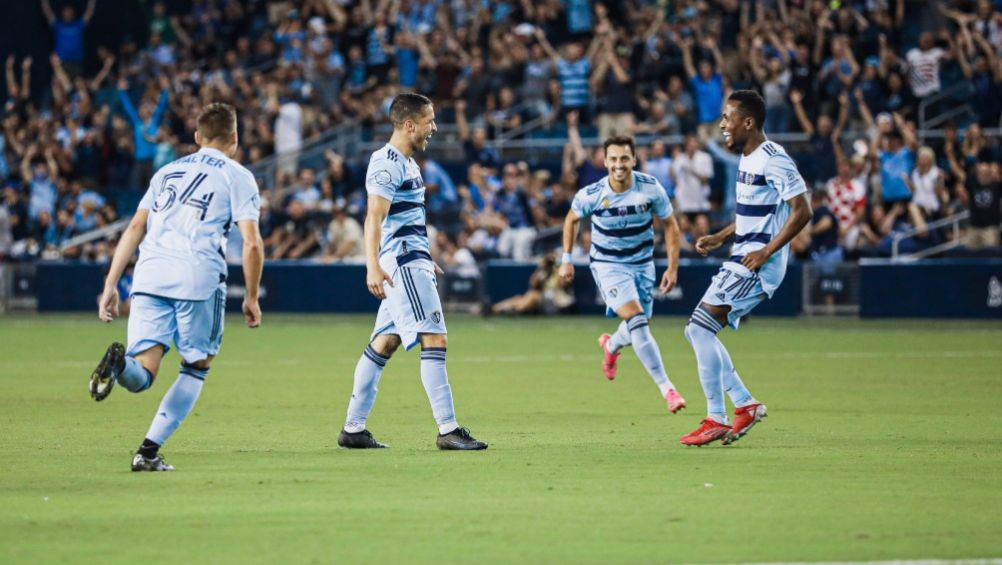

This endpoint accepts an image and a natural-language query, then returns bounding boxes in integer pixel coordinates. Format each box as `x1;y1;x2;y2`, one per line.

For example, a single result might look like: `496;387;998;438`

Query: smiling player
679;90;813;447
559;136;687;414
337;92;487;451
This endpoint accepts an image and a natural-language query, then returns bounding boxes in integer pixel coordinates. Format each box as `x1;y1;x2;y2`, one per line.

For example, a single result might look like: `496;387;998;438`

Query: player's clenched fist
367;265;393;300
695;234;722;256
558;262;575;284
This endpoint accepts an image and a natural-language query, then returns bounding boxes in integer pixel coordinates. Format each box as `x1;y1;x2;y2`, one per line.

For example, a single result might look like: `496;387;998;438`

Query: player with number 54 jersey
88;103;264;472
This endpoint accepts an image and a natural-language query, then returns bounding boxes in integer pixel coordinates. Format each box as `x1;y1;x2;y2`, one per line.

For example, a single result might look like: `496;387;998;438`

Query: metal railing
891;210;970;261
58;217;132;252
918;82;977;131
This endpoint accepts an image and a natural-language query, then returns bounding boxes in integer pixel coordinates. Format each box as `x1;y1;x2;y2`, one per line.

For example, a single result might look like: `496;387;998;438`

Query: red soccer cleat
722;403;768;445
597;333;620;380
665;389;686;413
679;418;730;446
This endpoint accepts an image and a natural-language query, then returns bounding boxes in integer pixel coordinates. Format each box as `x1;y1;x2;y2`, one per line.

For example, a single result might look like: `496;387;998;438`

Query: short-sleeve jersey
572;171;673;265
132;147;260;301
730;140;807;297
366;143;433;272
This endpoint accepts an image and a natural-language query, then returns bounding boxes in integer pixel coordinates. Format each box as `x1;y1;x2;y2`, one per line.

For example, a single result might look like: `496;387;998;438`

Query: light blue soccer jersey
366;143;433;272
132;147;260;301
729;140;807;297
571;171;673;265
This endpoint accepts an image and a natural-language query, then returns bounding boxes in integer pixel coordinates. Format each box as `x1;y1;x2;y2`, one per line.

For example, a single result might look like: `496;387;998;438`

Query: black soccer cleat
436;427;488;451
90;342;126;402
337;429;389;449
131;453;175;472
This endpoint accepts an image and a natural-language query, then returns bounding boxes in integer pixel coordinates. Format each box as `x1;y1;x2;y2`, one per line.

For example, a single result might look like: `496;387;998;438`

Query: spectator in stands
670;135;713;222
953;149;1002;249
956;26;1002;128
902;32;947;101
907;147;948;222
809;190;842;262
321;204;364;263
117;77;169;191
535;27;601;123
492;162;536;261
640;140;674;199
790;89;841;185
564;110;604;188
749;35;792;134
592;39;634;140
829;133;873;251
270;200;319;260
872;113;918;210
288;168;321;212
41;0;96;77
457;100;500;174
682;34;726;140
419;156;460;220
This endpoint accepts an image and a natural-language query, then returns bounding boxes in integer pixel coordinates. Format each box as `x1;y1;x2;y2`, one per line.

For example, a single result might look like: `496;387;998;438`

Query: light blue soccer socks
344;344;389;433
606;321;632;353
626;314;676;396
420;347;459;435
144;364;206;446
685;305;756;424
118;356;154;392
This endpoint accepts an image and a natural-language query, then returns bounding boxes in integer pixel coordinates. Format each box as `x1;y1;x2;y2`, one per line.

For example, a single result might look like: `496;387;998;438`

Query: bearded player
559;136;687;414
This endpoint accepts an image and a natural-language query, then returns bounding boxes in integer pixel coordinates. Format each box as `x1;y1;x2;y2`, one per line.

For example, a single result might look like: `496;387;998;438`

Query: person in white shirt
907;146;948;217
670;135;714;215
905;33;945;99
89;103;264;472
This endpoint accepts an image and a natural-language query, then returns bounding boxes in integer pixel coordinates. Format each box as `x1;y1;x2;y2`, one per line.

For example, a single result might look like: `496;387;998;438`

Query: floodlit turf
1;313;1001;564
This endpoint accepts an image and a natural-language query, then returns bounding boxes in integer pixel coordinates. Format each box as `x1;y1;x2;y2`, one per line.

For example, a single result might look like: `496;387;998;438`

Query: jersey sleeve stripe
592;219;654;238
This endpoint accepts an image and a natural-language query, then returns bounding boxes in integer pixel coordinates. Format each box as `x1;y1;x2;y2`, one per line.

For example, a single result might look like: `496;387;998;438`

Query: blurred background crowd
0;0;1000;267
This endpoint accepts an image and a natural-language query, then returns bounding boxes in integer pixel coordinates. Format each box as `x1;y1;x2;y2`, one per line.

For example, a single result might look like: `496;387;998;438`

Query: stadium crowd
1;0;1001;265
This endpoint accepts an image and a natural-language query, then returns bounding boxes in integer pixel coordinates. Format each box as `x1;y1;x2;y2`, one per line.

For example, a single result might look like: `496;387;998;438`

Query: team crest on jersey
609;288;618;298
373;170;393;186
431;311;441;324
617;207;628;216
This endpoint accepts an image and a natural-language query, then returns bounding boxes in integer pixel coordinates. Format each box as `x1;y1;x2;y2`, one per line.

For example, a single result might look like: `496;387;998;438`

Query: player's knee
183;358;212;371
371;334;401;357
420;333;447;349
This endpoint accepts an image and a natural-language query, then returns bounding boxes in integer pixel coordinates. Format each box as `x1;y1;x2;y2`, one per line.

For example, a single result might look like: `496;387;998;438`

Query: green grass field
2;313;1001;564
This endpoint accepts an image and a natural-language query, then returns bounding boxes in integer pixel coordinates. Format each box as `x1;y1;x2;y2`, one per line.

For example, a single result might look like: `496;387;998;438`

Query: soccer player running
679;90;812;447
558;136;688;414
89;103;264;471
338;92;487;450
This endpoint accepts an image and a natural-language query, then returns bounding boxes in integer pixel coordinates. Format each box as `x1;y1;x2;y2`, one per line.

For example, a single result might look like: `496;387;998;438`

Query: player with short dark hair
680;89;813;446
558;136;688;414
89;102;264;471
338;92;487;451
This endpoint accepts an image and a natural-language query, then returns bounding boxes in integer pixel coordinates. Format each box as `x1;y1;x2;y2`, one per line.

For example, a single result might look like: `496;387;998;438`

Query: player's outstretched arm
99;209;149;322
364;194;393;300
695;222;735;256
558;210;580;284
238;219;264;328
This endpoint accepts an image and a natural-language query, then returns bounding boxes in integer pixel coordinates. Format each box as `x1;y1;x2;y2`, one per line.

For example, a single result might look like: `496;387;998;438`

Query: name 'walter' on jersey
365;143;433;272
132;147;260;301
731;140;807;297
571;171;674;265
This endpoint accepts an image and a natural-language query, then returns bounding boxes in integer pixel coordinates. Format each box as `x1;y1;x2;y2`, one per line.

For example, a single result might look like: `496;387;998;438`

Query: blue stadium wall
34;260;1002;318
